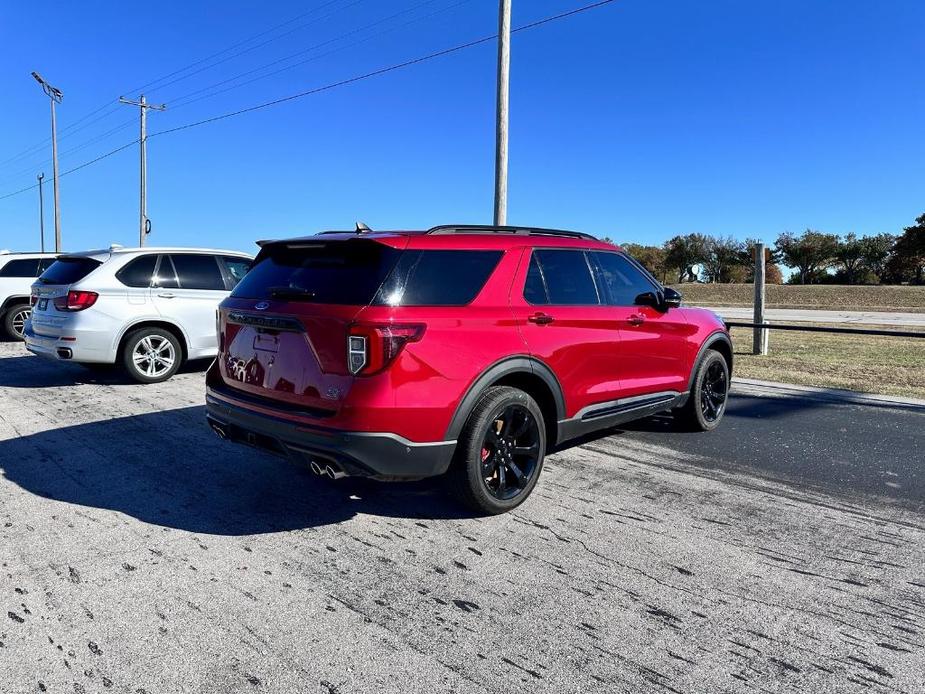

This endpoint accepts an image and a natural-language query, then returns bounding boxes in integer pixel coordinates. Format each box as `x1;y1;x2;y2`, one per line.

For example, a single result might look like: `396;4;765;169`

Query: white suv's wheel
3;305;31;341
122;328;182;383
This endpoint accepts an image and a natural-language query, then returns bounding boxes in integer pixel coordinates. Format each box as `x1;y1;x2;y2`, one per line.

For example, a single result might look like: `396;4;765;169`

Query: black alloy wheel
700;358;728;423
674;349;730;432
479;403;542;501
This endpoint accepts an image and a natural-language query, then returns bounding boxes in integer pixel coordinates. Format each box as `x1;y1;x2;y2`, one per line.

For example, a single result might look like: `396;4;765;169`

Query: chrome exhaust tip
324;464;347;480
309;461;324;476
210;422;228;440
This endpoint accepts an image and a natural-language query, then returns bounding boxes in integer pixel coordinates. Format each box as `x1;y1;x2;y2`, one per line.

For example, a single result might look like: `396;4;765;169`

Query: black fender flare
1;295;31;314
444;356;566;440
686;330;733;392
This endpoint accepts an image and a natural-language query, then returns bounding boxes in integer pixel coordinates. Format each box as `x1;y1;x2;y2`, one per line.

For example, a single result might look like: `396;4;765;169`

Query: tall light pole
37;173;45;253
31;72;62;252
120;95;166;247
493;0;512;227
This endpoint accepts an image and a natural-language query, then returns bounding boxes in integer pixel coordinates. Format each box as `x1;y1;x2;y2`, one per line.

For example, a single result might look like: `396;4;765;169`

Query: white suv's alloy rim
10;308;30;338
132;335;176;378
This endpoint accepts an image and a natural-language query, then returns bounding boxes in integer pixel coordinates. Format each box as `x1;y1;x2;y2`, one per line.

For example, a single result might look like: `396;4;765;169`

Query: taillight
347;324;425;375
30;292;38;307
53;290;99;312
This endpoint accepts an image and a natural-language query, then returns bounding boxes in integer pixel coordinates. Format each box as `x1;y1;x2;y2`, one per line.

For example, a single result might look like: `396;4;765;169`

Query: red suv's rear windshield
232;240;502;307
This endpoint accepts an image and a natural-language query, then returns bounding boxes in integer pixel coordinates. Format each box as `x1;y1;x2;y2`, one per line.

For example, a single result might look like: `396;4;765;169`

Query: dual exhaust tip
310;460;347;480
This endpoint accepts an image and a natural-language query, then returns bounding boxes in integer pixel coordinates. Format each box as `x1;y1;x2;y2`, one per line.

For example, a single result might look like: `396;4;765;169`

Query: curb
731;377;925;412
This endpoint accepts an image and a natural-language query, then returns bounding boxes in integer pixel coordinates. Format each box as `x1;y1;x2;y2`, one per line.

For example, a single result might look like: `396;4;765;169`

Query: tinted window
38;257;57;272
0;258;40;277
222;256;251;287
523;254;548;304
154;255;179;289
530;250;600;305
38;257;102;285
171;254;225;291
593;252;658;306
375;250;502;306
232;240;402;305
116;255;158;288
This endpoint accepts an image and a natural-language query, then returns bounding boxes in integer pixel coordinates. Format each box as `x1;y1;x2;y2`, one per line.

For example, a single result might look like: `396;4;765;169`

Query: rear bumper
23;326;113;363
205;392;457;481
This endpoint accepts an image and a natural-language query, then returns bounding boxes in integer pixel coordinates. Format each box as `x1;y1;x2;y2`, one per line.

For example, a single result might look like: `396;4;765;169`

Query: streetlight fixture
31;72;62;252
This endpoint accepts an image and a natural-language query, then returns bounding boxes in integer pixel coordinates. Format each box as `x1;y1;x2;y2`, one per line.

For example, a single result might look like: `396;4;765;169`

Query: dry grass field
729;325;925;399
674;283;925;312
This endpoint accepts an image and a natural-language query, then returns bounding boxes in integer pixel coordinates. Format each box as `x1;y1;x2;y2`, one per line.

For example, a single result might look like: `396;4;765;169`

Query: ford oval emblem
254;301;270;311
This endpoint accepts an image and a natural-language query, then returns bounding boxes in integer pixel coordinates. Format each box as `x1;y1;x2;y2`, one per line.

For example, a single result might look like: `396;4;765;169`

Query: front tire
3;304;31;341
451;386;546;515
121;328;182;383
675;349;729;431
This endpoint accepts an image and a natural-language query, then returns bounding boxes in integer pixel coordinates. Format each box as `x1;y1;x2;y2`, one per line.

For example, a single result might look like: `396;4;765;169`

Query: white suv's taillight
53;290;99;312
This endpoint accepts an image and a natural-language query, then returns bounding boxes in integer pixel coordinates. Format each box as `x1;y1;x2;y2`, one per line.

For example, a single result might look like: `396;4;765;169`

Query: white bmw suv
0;251;60;340
25;246;253;383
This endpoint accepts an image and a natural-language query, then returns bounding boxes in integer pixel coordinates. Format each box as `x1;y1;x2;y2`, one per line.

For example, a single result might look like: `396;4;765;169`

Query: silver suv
25;246;253;383
0;251;60;340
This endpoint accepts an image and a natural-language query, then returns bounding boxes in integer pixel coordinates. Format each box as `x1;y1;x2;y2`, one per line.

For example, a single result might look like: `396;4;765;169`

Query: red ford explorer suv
206;225;731;514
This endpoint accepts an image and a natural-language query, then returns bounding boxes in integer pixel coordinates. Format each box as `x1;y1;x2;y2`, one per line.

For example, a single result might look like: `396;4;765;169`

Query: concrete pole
50;99;61;252
753;243;768;355
37;173;45;253
493;0;511;227
139;95;147;247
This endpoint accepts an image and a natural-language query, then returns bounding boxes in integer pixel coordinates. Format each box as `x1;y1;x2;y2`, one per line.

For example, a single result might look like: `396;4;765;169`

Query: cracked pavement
0;341;923;693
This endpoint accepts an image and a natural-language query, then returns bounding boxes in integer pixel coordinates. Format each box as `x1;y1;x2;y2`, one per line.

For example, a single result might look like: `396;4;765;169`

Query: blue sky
0;0;923;255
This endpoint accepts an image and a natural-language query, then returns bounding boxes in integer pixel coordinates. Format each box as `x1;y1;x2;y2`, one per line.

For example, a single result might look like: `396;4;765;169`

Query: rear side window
221;256;251;287
525;250;600;305
232;240;402;305
0;258;40;277
374;250;502;306
116;255;158;288
592;252;658;306
171;254;226;291
38;258;57;272
38;257;102;285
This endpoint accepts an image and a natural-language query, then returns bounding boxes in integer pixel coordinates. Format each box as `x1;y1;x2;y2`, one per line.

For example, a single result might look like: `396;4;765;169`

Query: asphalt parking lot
1;341;923;693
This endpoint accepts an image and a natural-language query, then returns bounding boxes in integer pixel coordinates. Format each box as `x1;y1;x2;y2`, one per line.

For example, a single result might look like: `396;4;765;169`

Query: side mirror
634;291;663;309
663;287;682;309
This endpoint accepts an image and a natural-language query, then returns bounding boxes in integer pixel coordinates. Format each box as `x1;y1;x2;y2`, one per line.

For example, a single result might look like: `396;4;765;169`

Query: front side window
153;255;179;289
374;250;502;306
116;255;158;288
171;254;226;291
0;258;40;277
592;252;659;306
524;250;600;306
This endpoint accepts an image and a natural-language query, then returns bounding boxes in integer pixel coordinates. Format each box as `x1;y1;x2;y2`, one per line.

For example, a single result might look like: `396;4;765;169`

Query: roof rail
426;224;598;241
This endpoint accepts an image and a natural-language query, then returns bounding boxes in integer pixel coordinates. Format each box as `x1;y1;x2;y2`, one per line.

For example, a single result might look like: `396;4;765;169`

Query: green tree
621;243;668;282
774;230;838;284
860;233;894;282
702;236;746;283
663;234;709;283
833;233;866;285
886;213;925;284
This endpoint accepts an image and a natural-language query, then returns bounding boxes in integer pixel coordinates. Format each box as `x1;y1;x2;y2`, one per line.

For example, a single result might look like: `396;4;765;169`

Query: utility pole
493;0;511;227
753;243;769;355
120;95;166;247
31;72;62;252
37;173;45;253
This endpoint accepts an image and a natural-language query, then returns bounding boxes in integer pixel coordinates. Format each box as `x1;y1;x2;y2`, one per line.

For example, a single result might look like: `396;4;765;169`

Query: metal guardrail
725;321;925;339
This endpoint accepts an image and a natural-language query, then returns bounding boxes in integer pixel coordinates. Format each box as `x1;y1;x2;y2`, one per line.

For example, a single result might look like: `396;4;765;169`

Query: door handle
157;292;176;299
528;312;554;325
627;314;645;326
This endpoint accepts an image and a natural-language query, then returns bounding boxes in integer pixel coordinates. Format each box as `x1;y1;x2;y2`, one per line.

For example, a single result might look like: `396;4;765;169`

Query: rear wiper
268;286;316;301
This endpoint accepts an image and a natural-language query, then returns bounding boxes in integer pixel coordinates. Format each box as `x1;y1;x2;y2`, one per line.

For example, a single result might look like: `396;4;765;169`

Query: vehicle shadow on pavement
0;354;212;388
0;406;473;534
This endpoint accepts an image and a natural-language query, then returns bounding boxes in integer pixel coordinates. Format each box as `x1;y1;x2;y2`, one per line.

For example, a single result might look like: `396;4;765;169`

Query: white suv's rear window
38;258;102;285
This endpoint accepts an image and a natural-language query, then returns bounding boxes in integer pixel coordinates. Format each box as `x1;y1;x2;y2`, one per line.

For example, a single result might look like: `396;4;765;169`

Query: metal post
50;99;61;252
120;95;166;247
753;243;768;355
493;0;511;227
37;173;45;253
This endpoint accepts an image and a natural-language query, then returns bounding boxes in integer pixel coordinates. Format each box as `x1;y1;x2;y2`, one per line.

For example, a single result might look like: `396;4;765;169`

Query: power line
0;0;618;203
0;0;360;170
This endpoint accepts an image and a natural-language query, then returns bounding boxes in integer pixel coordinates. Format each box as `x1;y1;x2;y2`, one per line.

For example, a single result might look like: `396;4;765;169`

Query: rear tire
3;304;31;341
121;328;182;384
675;349;729;432
451;386;546;515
